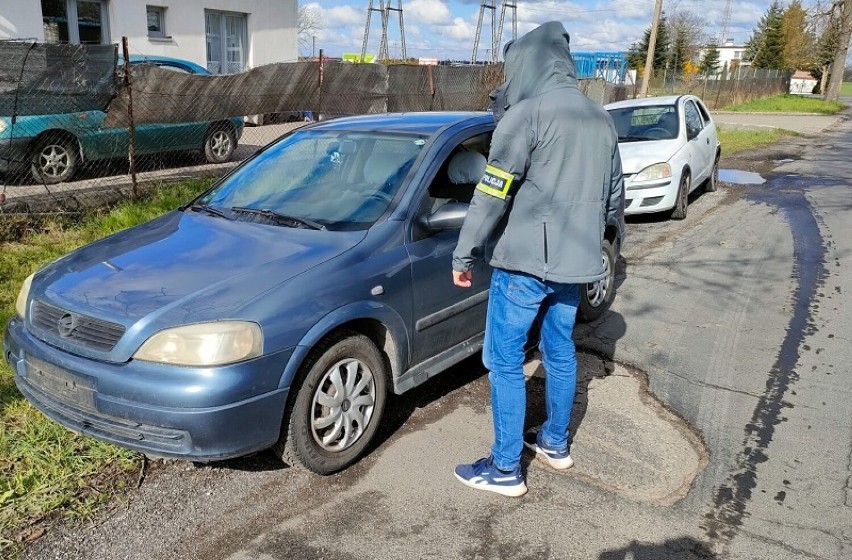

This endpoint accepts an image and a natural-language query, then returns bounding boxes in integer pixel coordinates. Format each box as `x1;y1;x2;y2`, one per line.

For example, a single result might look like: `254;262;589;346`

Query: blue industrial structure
572;52;629;83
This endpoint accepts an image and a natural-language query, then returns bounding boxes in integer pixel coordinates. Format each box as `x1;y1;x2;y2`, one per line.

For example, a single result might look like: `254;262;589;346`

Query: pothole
719;169;766;185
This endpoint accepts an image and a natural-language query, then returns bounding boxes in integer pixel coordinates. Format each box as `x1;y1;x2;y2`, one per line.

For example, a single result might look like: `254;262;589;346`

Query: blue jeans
484;268;580;471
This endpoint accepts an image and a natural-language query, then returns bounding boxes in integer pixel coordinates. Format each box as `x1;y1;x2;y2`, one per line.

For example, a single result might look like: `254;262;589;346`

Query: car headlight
15;273;35;319
0;118;7;134
134;321;263;366
633;163;671;182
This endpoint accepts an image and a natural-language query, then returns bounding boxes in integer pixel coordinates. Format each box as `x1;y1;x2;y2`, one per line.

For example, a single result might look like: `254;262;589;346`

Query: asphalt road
18;111;852;560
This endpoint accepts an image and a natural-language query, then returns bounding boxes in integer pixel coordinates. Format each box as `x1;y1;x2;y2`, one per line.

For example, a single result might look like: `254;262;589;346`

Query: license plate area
24;356;96;411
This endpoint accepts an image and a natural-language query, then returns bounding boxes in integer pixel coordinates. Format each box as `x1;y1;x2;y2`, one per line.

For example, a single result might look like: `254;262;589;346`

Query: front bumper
624;177;678;215
4;317;293;461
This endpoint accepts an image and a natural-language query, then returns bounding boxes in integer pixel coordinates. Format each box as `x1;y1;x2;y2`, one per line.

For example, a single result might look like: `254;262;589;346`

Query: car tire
705;153;720;192
31;134;78;184
274;331;387;474
578;238;616;323
670;171;690;220
203;125;236;164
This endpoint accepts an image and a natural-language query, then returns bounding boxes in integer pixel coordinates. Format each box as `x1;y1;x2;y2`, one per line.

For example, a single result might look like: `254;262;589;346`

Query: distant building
697;40;752;78
0;0;298;73
789;70;818;95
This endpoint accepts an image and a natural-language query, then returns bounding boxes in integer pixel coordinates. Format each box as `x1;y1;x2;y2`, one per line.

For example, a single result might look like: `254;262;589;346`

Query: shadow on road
599;536;718;559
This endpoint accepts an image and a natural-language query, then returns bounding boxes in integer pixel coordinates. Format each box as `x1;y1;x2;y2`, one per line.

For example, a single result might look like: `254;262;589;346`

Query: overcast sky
303;0;776;60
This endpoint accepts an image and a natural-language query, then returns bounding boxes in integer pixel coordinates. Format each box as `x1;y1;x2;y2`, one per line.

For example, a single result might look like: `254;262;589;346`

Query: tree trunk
825;0;852;101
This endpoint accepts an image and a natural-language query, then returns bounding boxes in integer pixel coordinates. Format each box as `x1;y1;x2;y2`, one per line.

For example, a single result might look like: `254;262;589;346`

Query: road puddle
719;169;766;185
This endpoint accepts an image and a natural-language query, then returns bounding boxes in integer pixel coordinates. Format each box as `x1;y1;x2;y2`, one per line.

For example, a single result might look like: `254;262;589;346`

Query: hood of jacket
490;21;578;118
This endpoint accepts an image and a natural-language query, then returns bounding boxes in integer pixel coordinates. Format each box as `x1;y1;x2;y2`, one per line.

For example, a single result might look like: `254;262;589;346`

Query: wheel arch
30;129;84;163
277;302;409;393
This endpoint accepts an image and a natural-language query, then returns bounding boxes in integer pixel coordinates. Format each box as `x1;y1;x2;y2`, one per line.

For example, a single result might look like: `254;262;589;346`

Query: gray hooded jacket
452;21;624;284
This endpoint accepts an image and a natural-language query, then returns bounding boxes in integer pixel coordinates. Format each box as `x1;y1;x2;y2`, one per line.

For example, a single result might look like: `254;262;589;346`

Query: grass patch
718;127;798;154
842;82;852;97
0;178;213;557
721;94;845;114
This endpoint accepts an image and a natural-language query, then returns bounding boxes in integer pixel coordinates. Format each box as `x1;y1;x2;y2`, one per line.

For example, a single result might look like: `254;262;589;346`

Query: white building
0;0;298;73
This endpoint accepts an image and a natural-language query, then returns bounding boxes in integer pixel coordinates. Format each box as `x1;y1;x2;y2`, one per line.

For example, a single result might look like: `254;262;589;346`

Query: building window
733;51;743;59
42;0;110;44
147;6;166;38
205;10;248;75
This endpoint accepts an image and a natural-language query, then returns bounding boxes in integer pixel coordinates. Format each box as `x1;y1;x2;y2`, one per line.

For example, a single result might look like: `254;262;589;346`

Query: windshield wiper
618;135;649;142
188;204;231;219
230;207;325;230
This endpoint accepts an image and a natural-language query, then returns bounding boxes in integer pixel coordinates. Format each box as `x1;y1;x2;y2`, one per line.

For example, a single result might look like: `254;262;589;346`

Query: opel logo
57;313;78;338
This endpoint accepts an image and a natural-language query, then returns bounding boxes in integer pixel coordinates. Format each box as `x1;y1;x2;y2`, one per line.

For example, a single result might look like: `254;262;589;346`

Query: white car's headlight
0;118;7;134
634;163;672;182
134;321;263;366
15;273;35;319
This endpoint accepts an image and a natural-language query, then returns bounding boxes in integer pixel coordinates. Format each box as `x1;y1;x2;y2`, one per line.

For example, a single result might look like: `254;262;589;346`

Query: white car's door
683;99;713;185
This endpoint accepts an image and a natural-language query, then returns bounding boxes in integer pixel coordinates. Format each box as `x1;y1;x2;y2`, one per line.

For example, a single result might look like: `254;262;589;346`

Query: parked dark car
5;112;624;474
0;55;244;184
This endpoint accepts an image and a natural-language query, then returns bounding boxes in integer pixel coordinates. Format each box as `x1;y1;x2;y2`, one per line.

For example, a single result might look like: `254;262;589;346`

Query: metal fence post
121;37;138;198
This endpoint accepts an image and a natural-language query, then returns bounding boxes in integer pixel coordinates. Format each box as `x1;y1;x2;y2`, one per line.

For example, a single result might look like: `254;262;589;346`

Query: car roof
305;112;494;135
605;95;687;110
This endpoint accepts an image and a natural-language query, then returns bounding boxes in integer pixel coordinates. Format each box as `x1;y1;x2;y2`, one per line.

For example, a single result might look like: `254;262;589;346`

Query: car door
683;99;711;185
133;61;206;154
405;129;493;366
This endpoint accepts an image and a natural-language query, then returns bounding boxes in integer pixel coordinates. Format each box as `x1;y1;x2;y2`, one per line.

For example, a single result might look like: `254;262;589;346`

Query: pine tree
629;14;671;71
748;1;786;69
699;44;721;75
668;27;691;78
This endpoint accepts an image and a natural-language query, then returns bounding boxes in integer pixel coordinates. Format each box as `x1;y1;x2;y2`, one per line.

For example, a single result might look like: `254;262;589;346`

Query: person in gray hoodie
452;21;624;497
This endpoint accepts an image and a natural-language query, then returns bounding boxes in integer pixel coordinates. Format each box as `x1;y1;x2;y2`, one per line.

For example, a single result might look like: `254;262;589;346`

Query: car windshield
195;129;427;230
607;105;679;142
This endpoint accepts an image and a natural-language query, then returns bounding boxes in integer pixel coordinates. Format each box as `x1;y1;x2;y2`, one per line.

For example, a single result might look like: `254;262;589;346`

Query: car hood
37;211;365;327
618;139;681;175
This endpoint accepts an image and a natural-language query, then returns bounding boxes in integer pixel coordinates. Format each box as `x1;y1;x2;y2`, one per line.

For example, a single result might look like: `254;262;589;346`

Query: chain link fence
1;40;779;217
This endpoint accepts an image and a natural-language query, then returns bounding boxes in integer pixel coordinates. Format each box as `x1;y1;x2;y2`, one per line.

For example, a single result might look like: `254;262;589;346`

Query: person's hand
453;269;473;288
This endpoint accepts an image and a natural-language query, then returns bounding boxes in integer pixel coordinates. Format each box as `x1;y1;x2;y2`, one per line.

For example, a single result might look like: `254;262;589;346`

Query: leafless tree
298;5;324;58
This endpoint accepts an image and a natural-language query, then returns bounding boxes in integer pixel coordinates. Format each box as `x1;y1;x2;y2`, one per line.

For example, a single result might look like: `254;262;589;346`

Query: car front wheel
578;238;616;323
274;331;388;474
203;126;236;164
31;135;78;184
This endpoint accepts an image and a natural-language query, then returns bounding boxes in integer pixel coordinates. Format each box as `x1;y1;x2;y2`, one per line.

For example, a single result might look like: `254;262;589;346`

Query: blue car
5;112;624;474
0;55;244;184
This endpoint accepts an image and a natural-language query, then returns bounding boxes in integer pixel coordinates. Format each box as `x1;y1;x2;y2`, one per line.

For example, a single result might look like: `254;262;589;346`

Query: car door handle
706;138;710;145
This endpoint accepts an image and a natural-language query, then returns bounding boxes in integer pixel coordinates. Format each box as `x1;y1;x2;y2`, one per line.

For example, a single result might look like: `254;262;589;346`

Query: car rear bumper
4;317;291;462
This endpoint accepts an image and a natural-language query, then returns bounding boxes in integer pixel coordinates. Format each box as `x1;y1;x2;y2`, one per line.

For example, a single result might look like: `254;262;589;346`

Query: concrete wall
0;1;298;68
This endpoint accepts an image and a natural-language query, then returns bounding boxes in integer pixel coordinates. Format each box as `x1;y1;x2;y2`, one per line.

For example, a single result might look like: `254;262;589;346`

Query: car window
695;99;712;125
607;105;678;141
196;130;428;230
684;101;703;137
427;132;491;211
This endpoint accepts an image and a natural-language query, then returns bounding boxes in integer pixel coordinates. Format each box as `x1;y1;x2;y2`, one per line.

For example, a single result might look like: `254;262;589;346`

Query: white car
605;95;721;219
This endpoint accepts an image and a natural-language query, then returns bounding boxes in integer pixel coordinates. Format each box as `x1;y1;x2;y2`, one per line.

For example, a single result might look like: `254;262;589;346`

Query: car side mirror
421;202;469;231
687;127;699;140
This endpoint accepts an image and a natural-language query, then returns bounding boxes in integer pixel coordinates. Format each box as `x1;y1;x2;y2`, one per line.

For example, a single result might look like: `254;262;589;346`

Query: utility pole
496;0;518;57
640;0;664;97
472;1;496;63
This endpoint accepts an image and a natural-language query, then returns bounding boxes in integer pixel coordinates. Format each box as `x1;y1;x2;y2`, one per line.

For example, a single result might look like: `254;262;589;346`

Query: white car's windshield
607;105;679;142
196;130;427;230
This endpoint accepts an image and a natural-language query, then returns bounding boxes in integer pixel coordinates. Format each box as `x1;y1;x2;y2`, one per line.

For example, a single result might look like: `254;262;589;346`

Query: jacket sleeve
452;110;534;272
606;133;625;235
